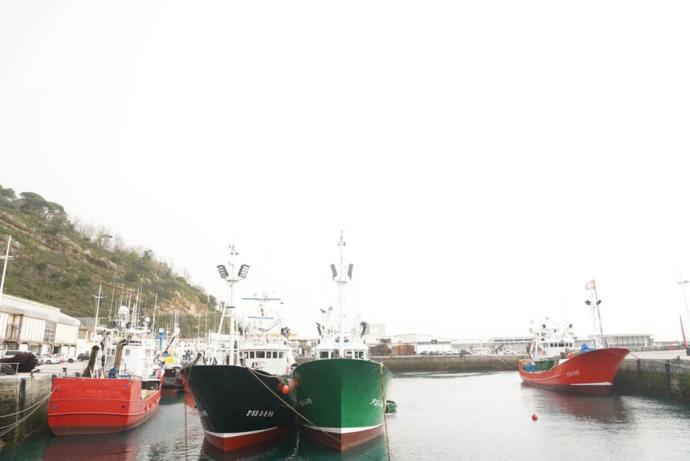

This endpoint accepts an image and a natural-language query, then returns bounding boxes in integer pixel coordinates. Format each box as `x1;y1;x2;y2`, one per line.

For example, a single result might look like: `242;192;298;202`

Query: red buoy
531;413;538;421
281;384;289;395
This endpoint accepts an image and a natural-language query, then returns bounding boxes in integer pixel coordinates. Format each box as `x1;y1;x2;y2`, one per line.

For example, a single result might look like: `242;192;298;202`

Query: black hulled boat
183;365;294;451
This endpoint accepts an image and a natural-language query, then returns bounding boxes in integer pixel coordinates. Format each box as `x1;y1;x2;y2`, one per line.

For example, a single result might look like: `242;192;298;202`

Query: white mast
0;235;12;308
214;244;249;365
677;271;690;324
92;283;104;342
586;278;607;348
338;233;345;356
332;231;353;357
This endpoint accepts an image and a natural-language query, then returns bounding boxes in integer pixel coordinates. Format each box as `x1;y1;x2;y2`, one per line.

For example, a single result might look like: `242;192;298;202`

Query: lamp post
677;273;690;352
677;274;690;323
0;235;13;308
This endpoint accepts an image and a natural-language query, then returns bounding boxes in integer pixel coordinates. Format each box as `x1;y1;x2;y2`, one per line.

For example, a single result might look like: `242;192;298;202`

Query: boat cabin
313;338;369;360
529;319;578;361
240;344;294;376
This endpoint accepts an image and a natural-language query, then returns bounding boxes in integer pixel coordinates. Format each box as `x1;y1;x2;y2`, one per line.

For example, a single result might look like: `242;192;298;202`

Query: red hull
301;424;383;451
204;426;287;451
518;348;629;395
48;376;161;435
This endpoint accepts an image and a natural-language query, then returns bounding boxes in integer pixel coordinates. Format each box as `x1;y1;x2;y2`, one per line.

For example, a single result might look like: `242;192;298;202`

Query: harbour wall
0;374;52;447
614;357;690;403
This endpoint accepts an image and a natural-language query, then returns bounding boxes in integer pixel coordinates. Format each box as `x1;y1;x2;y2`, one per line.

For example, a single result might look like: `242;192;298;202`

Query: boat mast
92;283;104;342
586;279;607;348
333;231;353;357
593;283;607;347
214;244;249;365
0;235;12;308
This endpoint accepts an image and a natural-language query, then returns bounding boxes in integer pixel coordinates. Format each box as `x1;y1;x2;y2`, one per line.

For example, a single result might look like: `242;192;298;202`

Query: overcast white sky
1;1;690;340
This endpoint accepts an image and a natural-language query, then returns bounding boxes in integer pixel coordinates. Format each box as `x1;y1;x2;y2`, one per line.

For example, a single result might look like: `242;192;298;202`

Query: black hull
183;365;294;451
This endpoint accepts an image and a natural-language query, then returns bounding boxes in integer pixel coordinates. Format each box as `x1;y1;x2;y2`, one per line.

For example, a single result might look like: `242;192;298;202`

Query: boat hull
293;359;392;451
48;377;161;435
518;348;629;395
182;365;294;451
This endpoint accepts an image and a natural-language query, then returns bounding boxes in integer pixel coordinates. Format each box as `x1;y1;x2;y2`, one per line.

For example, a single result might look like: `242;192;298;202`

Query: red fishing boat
49;302;162;435
518;346;628;395
518;280;629;395
48;374;161;435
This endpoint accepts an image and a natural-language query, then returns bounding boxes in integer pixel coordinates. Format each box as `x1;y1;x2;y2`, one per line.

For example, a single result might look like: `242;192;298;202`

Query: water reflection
160;389;185;404
534;389;630;424
42;435;139;461
199;432;388;461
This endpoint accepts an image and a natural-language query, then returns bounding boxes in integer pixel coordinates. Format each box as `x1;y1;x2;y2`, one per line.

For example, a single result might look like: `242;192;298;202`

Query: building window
6;315;21;340
44;321;56;343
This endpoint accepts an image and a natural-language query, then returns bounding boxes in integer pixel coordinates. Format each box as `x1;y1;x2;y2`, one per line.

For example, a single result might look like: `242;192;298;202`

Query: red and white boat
49;304;162;435
518;280;629;395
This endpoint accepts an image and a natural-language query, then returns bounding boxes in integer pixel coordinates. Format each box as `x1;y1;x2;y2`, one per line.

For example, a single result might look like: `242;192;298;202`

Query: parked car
40;354;64;365
77;352;91;361
1;350;23;359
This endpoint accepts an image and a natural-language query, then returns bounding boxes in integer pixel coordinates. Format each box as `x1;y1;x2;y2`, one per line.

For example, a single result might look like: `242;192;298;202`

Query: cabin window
249;351;255;359
320;351;329;359
125;349;131;356
356;351;364;358
345;350;353;358
558;342;564;347
257;351;265;358
279;352;284;358
332;350;340;358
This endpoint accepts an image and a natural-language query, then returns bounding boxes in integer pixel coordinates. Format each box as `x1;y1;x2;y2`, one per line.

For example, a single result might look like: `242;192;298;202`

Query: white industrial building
0;294;81;358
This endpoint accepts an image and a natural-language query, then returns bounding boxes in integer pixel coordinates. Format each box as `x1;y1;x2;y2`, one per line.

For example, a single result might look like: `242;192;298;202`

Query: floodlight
217;265;229;279
331;264;337;279
238;264;250;279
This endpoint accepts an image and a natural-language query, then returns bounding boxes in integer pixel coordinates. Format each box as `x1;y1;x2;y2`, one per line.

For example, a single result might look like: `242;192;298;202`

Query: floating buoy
531;413;538;421
281;384;289;395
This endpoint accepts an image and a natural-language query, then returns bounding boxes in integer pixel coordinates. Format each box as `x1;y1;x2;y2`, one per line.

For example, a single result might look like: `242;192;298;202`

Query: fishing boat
518;280;629;395
48;301;162;435
183;246;296;451
293;233;392;451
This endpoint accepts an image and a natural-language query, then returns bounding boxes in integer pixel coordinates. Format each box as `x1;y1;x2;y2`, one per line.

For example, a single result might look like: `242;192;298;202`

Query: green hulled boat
293;232;393;451
294;357;392;450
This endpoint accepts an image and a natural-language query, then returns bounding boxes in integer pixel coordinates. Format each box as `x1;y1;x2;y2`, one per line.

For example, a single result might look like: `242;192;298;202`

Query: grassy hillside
0;184;218;336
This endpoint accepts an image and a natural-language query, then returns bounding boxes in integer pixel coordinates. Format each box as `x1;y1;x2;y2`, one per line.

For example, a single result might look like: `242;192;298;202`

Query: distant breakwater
296;355;525;373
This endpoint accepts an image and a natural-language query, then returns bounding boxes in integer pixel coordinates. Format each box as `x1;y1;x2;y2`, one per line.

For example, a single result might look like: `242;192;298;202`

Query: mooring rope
183;366;193;461
627;351;690;371
379;363;392;461
245;365;386;461
0;390;54;438
0;389;53;421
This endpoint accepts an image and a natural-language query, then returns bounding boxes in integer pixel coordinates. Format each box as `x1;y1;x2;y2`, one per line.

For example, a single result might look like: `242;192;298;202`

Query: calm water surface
2;372;690;460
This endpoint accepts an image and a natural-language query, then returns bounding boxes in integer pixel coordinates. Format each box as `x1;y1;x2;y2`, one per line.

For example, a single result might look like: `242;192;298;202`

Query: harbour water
2;371;690;460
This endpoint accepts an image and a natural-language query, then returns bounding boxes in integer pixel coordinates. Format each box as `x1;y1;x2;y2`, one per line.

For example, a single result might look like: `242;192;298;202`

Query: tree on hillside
0;185;16;203
17;191;48;213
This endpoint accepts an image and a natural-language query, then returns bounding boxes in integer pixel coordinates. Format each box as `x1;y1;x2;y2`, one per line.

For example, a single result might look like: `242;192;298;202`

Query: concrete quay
0;373;52;447
615;349;690;403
